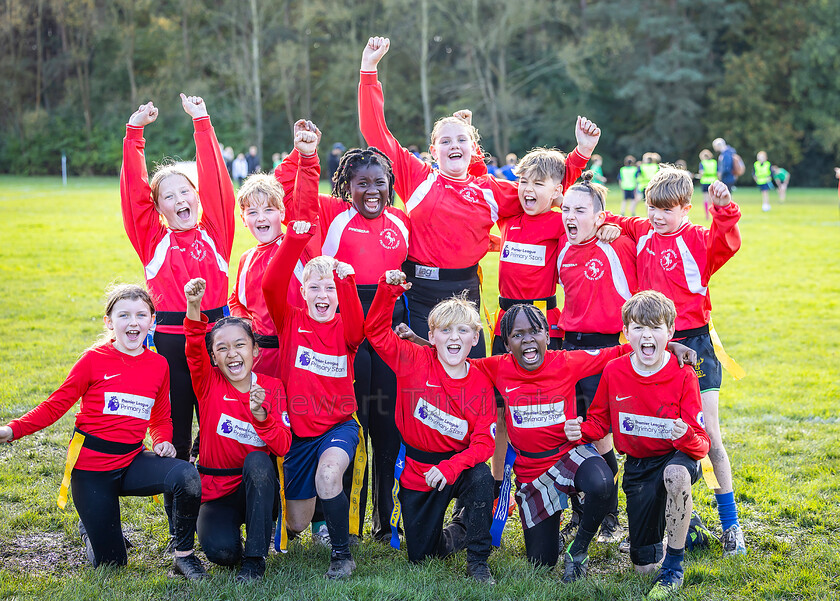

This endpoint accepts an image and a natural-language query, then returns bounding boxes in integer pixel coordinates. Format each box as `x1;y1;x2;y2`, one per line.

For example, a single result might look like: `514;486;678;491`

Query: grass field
0;176;838;600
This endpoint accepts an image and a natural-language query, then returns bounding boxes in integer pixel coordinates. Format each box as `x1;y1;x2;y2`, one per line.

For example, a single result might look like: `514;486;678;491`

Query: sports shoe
235;556;266;582
78;520;96;566
618;537;631;554
324;556;356;580
312;523;331;548
721;523;746;556
561;544;589;583
685;511;712;552
560;509;581;542
467;560;496;585
173;553;209;580
647;567;684;599
597;513;623;544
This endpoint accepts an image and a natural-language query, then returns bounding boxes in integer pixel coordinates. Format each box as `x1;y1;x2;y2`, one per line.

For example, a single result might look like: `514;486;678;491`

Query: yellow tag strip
349;413;368;537
477;265;493;338
57;432;85;509
276;456;288;551
709;320;746;380
700;455;720;489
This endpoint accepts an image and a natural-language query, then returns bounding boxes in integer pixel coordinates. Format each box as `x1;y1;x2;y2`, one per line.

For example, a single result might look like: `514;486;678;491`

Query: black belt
355;284;379;306
674;324;709;339
403;441;457;464
255;334;279;348
564;331;621;347
74;428;143;455
402;260;478;282
517;446;560;460
196;464;243;477
155;306;228;326
498;295;557;312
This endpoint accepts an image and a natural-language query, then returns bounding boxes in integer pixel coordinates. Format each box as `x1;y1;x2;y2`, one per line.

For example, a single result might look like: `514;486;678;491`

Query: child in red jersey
605;168;745;555
120;95;235;463
358;36;599;358
557;173;637;542
183;278;291;582
262;220;365;580
277;120;409;543
566;291;710;598
366;272;498;585
0;285;206;579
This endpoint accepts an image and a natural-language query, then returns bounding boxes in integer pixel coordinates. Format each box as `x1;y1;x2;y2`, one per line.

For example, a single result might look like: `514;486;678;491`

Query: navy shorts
284;419;359;500
758;182;772;191
623;189;635;200
701;183;711;192
623;450;701;566
675;331;722;392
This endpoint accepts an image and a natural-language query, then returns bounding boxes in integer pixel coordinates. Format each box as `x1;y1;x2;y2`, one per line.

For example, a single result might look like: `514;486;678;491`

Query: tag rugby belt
196;464;243;476
498;295;557;311
563;331;621;347
402;260;478;282
154;305;229;326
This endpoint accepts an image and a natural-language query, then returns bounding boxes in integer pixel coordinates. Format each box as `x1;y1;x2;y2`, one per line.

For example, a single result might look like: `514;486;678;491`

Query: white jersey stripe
597;241;633;300
471;182;499;224
321;209;357;257
145;230;173;280
384;212;410;246
555;242;572;289
405;172;438;214
198;227;229;276
636;230;655;255
237;247;258;308
676;235;707;295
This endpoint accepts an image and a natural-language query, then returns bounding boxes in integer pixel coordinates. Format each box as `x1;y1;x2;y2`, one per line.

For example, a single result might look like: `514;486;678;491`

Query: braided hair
331;146;395;207
498;304;549;346
566;170;608;212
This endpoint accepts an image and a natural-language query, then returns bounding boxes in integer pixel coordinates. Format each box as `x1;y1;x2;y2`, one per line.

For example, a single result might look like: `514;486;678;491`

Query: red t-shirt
8;343;171;471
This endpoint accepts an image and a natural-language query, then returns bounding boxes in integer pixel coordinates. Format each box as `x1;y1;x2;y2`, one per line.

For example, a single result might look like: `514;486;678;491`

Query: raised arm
335;262;365;351
364;271;421;375
185;94;236;261
249;382;292;456
262;222;315;332
183;278;213;403
705;181;742;280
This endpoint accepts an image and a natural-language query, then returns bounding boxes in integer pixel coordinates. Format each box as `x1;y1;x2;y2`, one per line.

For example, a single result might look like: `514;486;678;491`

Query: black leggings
521;456;614;567
154;331;199;461
71;451;201;567
197;452;279;566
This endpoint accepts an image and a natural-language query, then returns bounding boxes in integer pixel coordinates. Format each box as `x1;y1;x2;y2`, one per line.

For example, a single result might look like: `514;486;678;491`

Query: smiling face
647;201;690;235
104;298;154;356
562;189;605;243
210;323;258;386
429;322;480;371
518;171;562;216
350;164;389;219
302;274;338;323
242;197;285;244
504;311;549;371
155;174;200;230
430;122;474;179
623;319;674;370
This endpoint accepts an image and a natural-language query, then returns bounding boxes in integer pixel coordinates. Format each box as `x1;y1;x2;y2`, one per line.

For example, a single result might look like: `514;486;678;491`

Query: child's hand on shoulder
0;425;13;443
596;223;621;243
709;180;731;206
128;102;158;127
180;93;208;119
250;384;268;422
335;261;355;280
574;116;601;157
184;278;206;304
671;418;688;440
153;441;176;457
565;416;583;441
291;221;313;235
361;36;390;71
293;119;321;155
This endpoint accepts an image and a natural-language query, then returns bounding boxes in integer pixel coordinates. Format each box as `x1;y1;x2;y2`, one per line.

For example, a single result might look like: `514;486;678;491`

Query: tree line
2;0;839;185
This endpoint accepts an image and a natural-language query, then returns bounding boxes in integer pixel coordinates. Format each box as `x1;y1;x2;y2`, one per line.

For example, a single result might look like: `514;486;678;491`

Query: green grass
1;176;839;600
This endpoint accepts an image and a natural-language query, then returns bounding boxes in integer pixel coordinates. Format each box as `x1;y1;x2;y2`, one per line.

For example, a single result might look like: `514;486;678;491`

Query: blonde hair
149;164;197;206
566;171;608;211
622;290;676;330
96;284;156;347
699;149;713;160
645;164;693;208
302;256;335;284
515;148;567;182
430;116;480;146
428;292;481;333
238;173;285;212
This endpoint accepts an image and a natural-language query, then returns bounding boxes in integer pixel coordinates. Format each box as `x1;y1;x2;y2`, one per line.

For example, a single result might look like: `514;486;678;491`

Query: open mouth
446;343;462;356
521;347;540;363
256;224;270;233
125;329;141;342
640;342;656;358
227;360;244;375
314;302;330;317
176;207;191;221
364;196;381;212
566;223;578;237
523;194;537;210
447;151;463;160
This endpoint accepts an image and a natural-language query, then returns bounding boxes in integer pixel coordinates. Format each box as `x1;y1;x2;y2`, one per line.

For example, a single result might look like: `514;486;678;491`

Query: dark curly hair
331;146;395;207
498;303;549;346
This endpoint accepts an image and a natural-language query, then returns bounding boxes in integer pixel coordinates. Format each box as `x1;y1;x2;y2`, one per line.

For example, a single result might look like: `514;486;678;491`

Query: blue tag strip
390;443;407;549
490;443;517;547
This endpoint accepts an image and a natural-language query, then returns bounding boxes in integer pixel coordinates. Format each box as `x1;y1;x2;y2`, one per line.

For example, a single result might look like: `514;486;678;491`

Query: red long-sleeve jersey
557;235;637;334
579;353;709;460
365;278;497;491
184;316;290;502
605;204;741;331
8;344;171;471
276;150;410;285
359;71;588;269
472;345;631;483
262;227;364;437
120;117;235;334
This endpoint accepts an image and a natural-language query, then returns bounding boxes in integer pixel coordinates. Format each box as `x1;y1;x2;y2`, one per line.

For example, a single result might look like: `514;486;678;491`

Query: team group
0;36;746;598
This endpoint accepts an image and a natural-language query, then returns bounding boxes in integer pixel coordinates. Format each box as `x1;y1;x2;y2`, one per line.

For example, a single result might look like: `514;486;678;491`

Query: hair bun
581;170;594;183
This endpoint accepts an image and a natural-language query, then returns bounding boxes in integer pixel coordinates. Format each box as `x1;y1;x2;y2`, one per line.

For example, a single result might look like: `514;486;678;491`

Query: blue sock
715;491;739;530
661;546;684;573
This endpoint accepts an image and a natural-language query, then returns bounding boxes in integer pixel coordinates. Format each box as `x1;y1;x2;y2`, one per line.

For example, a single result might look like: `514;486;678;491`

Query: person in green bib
754;151;772;212
635;153;660;215
698;149;718;220
771;165;790;203
618;155;640;216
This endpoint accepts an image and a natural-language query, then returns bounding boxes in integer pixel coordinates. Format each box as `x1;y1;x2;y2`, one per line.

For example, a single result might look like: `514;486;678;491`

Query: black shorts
674;331;721;392
623;189;635;200
622;450;700;566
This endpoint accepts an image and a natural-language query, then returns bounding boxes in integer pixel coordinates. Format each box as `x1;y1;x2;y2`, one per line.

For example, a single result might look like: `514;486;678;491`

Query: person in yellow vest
618;155;640;216
754;151;772;212
635;153;660;215
698;149;718;220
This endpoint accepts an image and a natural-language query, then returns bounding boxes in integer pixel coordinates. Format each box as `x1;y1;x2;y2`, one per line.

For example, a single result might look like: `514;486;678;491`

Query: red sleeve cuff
299;152;319;164
360;71;379;84
193;116;212;132
125;125;144;139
